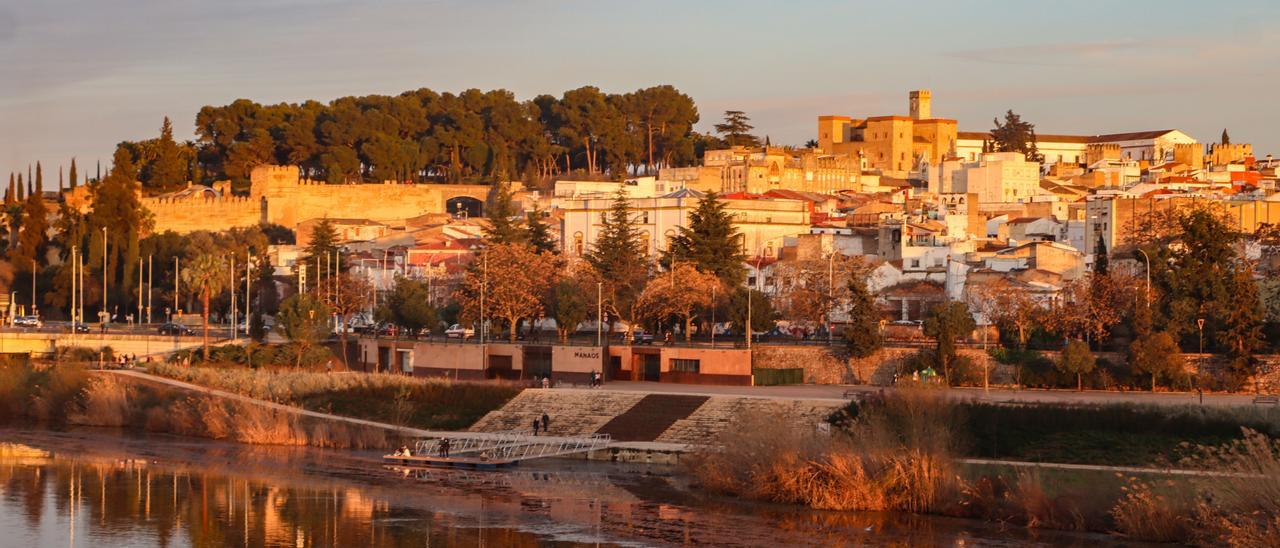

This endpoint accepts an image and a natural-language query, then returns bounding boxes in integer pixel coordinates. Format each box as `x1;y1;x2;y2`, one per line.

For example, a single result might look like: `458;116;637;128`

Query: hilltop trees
715;110;759;148
148;117;189;192
185;85;701;184
86;147;151;310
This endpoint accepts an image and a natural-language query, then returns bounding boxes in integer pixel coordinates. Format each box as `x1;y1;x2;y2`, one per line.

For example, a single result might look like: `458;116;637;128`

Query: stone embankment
469;388;845;448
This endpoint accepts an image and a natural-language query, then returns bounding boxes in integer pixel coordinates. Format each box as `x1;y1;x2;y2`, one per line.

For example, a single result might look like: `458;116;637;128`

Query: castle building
935;152;1042;204
816;89;958;178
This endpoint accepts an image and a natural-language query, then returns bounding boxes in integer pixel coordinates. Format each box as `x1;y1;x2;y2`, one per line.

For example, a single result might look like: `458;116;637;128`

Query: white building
939;152;1041;204
560;189;811;260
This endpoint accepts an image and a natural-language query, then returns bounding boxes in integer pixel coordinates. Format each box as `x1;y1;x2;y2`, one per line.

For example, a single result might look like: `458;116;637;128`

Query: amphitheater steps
468;390;646;437
656;398;845;446
593;394;710;442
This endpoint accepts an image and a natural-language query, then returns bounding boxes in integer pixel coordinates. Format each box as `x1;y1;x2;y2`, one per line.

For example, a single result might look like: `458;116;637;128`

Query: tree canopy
714;110;759;148
180;85;700;183
989;110;1043;163
662;192;746;287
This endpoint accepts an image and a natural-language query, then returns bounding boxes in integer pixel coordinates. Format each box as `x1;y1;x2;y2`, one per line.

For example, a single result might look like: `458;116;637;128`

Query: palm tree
182;253;228;360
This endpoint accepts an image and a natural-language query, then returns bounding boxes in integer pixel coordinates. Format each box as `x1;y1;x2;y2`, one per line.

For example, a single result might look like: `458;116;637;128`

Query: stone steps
656;397;844;446
468;390;646;437
593;394;709;442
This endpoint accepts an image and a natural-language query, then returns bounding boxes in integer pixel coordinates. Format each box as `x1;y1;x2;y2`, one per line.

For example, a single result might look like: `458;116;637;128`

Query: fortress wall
143;196;262;234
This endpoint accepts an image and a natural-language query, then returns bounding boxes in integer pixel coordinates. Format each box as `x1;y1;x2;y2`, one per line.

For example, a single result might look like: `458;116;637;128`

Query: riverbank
0;425;1121;547
688;387;1280;545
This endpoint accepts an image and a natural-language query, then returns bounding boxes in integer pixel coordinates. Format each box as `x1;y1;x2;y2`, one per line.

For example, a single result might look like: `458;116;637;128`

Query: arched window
573;232;584;256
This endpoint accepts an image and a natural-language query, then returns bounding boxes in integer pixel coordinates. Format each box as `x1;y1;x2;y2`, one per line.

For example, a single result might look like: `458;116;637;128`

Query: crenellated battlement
1207;143;1253;166
1085;143;1121;164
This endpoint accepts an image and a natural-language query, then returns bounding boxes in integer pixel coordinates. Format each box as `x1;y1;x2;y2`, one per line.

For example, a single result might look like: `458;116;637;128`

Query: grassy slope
146;363;521;431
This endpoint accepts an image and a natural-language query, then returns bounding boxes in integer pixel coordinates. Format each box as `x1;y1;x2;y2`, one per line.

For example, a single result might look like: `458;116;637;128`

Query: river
0;427;1132;547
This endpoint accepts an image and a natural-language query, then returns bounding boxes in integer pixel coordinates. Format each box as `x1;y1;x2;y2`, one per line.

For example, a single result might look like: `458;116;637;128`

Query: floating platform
383;454;517;470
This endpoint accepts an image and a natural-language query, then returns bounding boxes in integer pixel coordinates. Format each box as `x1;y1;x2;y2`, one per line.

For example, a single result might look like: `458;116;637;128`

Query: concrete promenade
593;380;1268;407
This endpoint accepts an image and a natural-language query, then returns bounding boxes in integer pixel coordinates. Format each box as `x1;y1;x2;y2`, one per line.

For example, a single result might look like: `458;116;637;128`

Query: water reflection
0;428;1124;547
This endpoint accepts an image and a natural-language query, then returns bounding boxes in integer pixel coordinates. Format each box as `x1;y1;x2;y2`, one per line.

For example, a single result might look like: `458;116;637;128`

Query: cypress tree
844;274;882;358
1093;234;1109;274
482;181;526;245
35;161;43;195
12;183;50;276
6;173;13;205
58;165;63;192
17;173;24;201
69;158;78;190
662;192;746;286
149;117;186;192
525;205;556;254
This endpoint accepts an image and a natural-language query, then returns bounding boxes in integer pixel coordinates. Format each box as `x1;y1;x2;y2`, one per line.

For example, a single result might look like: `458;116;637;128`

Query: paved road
589;380;1272;408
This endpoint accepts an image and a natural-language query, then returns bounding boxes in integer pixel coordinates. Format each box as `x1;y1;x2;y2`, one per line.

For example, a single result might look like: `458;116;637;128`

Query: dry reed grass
67;377;130;427
689;388;963;513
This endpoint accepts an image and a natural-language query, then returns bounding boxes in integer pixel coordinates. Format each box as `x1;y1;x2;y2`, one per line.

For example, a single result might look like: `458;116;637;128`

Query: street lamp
1136;249;1152;307
1197;317;1206;355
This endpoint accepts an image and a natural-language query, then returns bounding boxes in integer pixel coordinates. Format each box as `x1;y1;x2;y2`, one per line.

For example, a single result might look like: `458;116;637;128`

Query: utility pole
245;255;252;338
137;257;143;327
596;281;603;347
174;256;180;321
31;258;37;318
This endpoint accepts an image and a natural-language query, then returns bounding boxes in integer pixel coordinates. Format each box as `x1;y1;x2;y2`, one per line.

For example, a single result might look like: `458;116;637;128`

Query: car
632;330;654;345
69;322;90;334
158;323;194;336
445;324;475;339
14;316;42;328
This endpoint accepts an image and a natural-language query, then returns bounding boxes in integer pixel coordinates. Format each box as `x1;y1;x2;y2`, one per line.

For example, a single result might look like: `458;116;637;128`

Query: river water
0;427;1127;547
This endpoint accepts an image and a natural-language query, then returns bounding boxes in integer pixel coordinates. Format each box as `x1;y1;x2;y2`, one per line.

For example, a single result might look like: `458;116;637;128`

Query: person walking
531;418;540;436
540;413;550;434
439;438;451;459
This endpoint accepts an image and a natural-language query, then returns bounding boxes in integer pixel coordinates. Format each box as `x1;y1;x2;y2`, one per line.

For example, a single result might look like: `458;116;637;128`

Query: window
910;259;920;268
671;359;700;373
573;232;584;256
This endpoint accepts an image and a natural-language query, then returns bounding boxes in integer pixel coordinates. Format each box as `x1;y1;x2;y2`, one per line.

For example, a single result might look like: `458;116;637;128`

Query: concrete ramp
594;394;709;442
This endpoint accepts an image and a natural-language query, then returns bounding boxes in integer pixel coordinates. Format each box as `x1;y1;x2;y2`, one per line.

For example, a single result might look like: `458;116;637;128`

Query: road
589;380;1271;408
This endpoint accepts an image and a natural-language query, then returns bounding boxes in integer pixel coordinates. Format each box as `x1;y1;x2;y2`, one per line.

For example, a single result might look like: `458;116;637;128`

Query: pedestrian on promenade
532;418;540;436
440;438;451;458
541;413;550;434
542;376;550;389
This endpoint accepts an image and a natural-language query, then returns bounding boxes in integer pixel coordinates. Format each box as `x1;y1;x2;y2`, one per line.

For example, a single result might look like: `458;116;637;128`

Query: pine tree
302;217;341;286
482;181;526;245
585;190;650;327
662;192;746;287
150;116;187;192
68;158;78;190
525;205;556;254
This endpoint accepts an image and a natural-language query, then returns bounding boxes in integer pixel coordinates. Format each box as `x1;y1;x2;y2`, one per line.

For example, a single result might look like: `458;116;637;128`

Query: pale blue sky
2;0;1277;179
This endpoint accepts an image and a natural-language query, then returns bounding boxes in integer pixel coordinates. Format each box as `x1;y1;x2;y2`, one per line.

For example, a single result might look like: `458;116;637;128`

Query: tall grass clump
690;387;964;513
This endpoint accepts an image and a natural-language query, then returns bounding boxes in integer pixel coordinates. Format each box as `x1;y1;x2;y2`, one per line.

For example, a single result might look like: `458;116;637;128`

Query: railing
412;430;612;462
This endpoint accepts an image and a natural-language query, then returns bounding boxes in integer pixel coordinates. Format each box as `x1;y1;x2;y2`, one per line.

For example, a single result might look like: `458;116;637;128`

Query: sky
2;0;1278;179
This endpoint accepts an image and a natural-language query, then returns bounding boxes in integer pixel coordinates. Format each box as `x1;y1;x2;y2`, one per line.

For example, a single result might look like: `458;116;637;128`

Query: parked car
632;330;654;345
14;316;42;328
445;324;475;339
158;323;194;336
69;322;90;334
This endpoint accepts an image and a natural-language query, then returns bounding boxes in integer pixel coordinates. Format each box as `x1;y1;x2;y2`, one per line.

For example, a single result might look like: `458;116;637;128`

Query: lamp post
1197;318;1206;355
596;281;603;347
827;251;835;346
101;227;107;327
1136;249;1151;307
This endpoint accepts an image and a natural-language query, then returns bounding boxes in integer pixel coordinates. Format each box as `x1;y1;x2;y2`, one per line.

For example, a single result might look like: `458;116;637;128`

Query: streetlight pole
230;255;237;342
1137;249;1151;307
147;254;153;324
596;281;603;347
827;251;835;346
174;256;180;321
101;227;107;326
70;246;77;325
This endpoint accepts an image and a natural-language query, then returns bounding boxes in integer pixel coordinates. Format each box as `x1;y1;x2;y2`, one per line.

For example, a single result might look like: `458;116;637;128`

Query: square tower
909;89;932;120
